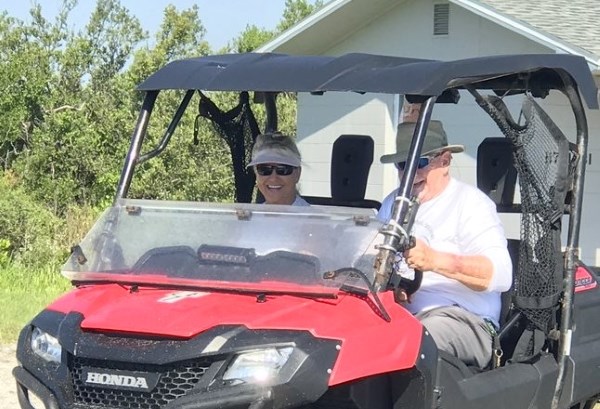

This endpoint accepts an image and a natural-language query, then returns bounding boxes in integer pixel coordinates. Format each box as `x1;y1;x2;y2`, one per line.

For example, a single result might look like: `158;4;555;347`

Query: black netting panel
198;91;261;203
475;94;573;335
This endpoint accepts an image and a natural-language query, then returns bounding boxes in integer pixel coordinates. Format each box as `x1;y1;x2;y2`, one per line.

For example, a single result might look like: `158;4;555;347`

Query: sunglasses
395;157;431;171
255;164;296;176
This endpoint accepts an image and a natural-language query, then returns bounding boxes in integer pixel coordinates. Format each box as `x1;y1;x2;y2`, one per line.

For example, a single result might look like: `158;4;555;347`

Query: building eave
257;0;600;72
451;0;600;69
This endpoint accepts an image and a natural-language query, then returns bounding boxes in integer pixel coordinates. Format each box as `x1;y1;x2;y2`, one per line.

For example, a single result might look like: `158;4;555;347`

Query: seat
477;137;523;364
303;134;380;209
477;137;518;213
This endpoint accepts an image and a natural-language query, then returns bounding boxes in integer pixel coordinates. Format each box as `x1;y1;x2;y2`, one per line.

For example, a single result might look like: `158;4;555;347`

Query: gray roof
259;0;600;68
478;0;600;60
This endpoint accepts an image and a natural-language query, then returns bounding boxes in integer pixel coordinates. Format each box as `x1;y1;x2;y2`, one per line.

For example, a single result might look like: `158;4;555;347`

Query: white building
257;0;600;265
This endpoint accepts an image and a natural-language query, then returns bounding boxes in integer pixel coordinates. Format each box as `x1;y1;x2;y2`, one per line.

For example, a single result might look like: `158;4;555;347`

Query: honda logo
82;367;160;392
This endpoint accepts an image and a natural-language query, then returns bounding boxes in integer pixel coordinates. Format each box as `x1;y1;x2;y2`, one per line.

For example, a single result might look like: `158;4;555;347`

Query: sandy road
1;343;18;408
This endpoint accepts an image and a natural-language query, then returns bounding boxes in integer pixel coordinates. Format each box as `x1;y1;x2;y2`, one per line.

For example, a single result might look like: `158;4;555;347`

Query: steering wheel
398;269;423;295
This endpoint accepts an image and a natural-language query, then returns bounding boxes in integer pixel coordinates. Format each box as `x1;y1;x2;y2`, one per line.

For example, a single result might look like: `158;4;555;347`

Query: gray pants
416;305;493;368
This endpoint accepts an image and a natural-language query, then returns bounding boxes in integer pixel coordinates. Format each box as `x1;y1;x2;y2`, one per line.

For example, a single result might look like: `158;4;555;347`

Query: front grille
71;356;213;409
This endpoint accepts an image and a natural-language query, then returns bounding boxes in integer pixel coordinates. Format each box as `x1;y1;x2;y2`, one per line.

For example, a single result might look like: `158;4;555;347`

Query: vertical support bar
551;72;588;409
264;92;278;133
395;97;436;213
373;96;436;292
114;91;158;203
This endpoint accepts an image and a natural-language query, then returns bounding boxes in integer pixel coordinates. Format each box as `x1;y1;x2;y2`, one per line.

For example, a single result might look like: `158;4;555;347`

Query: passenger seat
303;134;380;209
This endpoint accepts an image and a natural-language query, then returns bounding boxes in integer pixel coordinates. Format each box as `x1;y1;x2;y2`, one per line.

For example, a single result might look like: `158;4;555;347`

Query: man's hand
404;238;495;291
403;238;437;272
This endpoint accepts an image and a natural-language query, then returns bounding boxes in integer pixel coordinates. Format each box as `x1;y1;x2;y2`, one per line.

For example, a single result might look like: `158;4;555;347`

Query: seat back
477;137;517;211
330;134;374;201
477;138;525;364
304;134;380;209
477;137;519;331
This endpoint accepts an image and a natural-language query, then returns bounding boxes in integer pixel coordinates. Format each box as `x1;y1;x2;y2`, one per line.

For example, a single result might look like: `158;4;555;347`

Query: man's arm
404;239;494;291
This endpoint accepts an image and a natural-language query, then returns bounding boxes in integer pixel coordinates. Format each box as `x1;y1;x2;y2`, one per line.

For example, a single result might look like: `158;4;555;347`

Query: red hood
48;284;422;385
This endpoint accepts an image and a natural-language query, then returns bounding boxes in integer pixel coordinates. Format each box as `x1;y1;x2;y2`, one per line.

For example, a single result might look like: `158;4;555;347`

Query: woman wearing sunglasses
247;133;310;206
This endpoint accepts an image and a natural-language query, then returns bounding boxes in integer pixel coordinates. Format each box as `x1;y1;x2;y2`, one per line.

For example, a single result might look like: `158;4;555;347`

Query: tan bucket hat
380;120;464;163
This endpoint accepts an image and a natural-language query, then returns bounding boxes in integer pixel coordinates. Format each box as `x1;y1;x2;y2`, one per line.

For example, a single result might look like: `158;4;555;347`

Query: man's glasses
255;164;296;176
395;157;431;171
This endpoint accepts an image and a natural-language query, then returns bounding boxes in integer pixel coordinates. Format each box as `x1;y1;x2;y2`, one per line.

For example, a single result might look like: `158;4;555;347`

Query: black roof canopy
137;52;599;109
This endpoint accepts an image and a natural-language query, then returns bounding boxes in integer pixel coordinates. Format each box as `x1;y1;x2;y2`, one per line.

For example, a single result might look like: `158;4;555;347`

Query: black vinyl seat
303;134;380;209
477;137;524;364
477;137;518;213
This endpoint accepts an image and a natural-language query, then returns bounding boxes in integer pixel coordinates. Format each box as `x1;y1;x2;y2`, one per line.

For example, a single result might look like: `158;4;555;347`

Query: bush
0;173;64;267
0;239;10;267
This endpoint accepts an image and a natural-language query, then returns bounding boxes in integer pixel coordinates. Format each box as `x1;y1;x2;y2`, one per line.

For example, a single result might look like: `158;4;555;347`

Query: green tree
226;0;323;53
277;0;324;32
231;24;275;53
222;0;324;135
125;5;234;202
0;11;53;171
0;0;321;266
4;0;230;212
5;0;146;212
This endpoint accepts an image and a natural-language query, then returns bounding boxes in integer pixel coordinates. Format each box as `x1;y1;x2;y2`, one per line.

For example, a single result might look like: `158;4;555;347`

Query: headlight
222;347;293;384
31;327;62;364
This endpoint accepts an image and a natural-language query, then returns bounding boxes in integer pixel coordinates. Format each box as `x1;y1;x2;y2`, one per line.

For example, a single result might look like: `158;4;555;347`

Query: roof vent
434;3;449;36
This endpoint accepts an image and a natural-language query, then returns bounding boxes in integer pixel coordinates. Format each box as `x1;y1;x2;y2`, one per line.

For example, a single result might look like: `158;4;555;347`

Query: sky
1;0;289;49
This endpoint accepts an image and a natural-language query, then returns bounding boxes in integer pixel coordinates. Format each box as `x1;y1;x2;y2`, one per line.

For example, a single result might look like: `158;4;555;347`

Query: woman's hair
248;132;302;167
252;132;301;158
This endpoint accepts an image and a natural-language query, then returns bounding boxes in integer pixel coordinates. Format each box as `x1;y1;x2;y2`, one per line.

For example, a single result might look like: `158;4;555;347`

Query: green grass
0;264;71;343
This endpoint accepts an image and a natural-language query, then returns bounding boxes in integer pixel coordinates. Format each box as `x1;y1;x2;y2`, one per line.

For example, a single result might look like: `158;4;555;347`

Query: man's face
255;163;301;205
396;151;451;203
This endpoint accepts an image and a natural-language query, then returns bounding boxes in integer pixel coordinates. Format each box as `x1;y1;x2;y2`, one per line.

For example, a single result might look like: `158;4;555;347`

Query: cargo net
476;94;573;337
197;91;260;203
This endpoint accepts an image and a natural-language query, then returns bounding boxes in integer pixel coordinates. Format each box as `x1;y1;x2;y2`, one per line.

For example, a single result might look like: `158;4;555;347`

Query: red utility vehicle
13;52;600;409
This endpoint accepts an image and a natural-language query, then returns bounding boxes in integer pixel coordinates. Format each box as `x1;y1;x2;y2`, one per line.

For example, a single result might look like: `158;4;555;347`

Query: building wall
294;0;600;264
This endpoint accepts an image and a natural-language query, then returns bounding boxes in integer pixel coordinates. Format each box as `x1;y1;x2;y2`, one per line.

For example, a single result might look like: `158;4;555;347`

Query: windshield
62;199;384;296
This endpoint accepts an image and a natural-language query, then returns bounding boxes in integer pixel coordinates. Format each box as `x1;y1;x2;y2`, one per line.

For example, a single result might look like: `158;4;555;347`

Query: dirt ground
1;343;18;408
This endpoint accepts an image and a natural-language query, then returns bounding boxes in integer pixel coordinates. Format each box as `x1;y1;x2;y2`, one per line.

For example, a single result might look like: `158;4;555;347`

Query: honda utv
13;52;600;409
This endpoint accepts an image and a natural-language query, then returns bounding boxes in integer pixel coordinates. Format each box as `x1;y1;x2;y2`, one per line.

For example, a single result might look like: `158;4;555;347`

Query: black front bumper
14;366;60;409
14;365;275;409
15;310;340;409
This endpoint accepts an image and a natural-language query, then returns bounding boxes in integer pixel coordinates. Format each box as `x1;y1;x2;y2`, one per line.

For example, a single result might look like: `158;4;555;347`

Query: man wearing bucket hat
248;132;310;206
378;120;512;369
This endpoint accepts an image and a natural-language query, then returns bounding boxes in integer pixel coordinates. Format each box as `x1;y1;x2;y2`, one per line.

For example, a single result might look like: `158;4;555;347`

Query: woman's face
255;163;301;205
